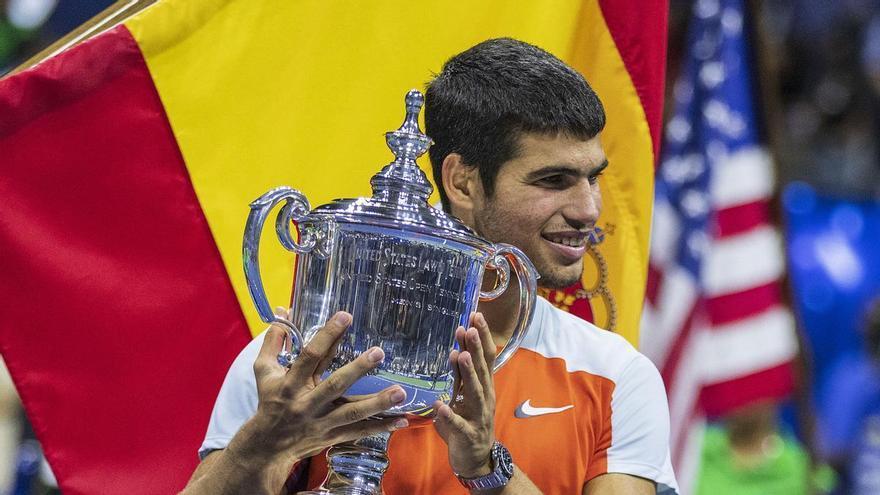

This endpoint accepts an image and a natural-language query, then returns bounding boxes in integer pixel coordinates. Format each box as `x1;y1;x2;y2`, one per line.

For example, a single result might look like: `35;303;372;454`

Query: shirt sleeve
198;331;265;460
606;353;679;494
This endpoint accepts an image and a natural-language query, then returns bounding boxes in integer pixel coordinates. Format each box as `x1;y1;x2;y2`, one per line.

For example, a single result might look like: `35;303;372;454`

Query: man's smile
540;231;588;262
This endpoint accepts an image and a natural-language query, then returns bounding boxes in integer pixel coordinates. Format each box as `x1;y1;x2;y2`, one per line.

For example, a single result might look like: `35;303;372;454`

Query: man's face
471;132;606;289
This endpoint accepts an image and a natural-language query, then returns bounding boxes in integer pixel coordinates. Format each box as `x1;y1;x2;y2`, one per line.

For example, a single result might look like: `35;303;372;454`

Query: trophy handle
479;244;539;372
244;186;315;366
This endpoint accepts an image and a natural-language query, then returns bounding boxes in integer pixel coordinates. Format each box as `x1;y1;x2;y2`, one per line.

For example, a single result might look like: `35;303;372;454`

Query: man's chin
535;264;583;290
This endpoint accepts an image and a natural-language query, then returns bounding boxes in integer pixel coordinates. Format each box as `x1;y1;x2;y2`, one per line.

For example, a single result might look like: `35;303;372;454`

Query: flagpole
8;0;157;76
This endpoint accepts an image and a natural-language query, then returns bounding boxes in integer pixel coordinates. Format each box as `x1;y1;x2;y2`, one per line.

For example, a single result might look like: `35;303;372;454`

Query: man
184;38;678;494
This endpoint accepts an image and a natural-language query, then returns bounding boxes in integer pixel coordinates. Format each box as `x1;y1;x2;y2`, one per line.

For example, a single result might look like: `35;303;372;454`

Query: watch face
494;442;515;479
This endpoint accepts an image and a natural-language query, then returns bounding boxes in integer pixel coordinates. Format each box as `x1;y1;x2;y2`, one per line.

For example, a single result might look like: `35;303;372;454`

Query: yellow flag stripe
126;0;653;345
566;2;654;345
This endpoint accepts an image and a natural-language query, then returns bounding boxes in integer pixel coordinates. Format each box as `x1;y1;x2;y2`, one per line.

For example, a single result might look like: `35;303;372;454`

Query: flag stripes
640;1;797;489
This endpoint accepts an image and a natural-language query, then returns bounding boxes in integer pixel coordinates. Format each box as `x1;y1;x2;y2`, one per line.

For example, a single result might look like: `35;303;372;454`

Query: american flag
640;0;799;490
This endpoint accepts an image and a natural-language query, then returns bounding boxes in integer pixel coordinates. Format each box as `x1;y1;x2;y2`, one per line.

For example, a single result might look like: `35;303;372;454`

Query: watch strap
456;441;515;491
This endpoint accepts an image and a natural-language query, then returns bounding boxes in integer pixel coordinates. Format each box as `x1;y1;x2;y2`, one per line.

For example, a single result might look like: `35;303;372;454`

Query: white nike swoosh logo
515;399;574;418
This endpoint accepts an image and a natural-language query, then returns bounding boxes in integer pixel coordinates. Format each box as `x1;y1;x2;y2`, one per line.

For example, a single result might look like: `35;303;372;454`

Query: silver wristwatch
456;441;515;491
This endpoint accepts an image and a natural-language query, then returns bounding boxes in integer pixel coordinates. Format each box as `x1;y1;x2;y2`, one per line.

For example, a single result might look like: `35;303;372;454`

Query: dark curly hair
424;38;606;211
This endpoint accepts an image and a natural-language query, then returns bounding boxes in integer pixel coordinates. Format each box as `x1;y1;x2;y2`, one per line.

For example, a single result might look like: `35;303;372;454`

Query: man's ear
441;153;480;224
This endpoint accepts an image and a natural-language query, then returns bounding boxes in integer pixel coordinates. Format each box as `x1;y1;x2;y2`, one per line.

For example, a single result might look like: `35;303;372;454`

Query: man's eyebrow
523;159;609;181
590;159;610;176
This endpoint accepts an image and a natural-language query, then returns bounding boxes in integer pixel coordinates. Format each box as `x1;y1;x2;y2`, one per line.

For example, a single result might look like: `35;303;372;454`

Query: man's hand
184;310;409;494
228;310;409;466
432;312;497;478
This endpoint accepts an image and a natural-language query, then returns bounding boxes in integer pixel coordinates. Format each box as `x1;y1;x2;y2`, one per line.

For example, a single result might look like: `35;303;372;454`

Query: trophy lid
311;89;491;250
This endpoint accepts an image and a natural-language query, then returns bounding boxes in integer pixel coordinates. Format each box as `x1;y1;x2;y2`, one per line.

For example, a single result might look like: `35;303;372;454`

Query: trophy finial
384;89;432;162
372;89;434;201
402;89;424;132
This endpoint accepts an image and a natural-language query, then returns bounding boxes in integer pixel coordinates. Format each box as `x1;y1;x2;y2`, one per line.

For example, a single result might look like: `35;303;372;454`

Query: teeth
547;235;585;247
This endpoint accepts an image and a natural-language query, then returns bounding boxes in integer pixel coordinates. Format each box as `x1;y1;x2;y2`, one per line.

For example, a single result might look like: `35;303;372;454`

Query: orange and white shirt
201;297;679;494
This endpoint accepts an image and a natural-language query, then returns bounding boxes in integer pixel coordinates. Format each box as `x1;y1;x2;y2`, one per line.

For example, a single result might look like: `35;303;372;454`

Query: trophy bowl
242;90;538;494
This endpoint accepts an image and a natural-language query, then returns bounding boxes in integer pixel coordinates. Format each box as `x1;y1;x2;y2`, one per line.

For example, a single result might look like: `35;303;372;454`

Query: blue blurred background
784;184;880;385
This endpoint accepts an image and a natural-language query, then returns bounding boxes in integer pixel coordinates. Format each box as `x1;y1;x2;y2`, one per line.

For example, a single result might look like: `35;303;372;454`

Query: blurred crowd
2;0;880;494
667;1;880;493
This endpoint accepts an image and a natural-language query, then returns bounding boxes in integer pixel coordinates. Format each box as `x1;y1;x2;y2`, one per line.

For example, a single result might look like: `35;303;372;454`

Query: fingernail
390;387;406;404
367;347;384;363
332;312;352;326
461;352;472;368
475;313;486;327
392;418;409;429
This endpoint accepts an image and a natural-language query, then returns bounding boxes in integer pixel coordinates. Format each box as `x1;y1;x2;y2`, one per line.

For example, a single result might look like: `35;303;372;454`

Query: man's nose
562;180;600;228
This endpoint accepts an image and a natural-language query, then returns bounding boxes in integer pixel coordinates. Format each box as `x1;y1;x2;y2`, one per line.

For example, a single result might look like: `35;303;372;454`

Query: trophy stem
298;431;392;495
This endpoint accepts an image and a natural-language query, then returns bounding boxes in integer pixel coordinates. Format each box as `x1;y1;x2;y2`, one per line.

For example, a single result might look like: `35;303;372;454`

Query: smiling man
418;39;677;494
185;38;678;495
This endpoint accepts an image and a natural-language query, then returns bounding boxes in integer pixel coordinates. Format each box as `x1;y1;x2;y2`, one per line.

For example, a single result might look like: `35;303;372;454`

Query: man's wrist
456;457;494;479
227;414;290;466
456;441;515;491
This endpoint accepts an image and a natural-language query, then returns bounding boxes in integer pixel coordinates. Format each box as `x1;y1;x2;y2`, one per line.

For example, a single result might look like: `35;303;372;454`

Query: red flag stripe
700;362;794;417
701;307;797;384
597;0;669;156
671;388;704;469
645;262;663;305
706;281;783;326
658;301;700;393
715;199;772;238
0;26;251;495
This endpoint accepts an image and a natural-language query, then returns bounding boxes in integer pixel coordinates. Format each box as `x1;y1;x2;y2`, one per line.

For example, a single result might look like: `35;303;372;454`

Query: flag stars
674;80;694;105
661;153;706;185
695;32;721;61
702;99;746;138
721;7;743;35
680;189;711;219
696;0;721;19
700;61;726;89
686;230;710;258
706;139;729;162
666;116;692;143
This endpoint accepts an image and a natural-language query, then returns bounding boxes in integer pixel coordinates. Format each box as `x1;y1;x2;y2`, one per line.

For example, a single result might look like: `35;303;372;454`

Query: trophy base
298;431;391;495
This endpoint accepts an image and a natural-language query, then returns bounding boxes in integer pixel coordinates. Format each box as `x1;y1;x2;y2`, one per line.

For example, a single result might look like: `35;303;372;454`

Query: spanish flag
0;1;666;493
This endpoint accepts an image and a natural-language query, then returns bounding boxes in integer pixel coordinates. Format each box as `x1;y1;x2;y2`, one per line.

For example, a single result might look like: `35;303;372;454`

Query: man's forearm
181;418;294;495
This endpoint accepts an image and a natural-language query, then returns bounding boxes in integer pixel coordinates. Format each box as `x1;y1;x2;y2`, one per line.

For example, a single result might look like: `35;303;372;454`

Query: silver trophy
243;90;538;494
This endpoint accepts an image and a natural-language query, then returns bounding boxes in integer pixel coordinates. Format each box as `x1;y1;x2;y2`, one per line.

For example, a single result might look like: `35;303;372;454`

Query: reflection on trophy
243;90;538;494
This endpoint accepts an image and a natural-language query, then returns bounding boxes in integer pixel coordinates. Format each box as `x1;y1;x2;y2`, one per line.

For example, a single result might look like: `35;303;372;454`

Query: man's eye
536;175;569;188
588;171;604;184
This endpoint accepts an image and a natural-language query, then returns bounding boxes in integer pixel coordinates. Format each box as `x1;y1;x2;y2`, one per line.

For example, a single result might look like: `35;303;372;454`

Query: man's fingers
432;401;470;443
452;326;467;393
309;346;385;406
324;386;407;427
287;311;352;385
464;327;493;398
328;416;409;445
448;349;462;397
472;312;497;367
314;330;346;381
456;350;486;418
254;324;288;380
455;326;467;351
